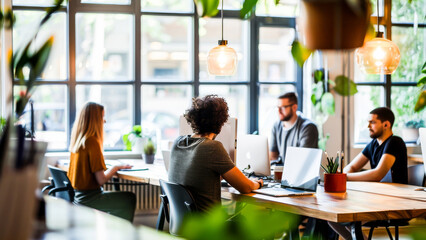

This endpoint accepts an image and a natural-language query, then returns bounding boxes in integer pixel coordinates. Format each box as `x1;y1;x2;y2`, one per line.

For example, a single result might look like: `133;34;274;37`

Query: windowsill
45;151;143;160
352;143;420;149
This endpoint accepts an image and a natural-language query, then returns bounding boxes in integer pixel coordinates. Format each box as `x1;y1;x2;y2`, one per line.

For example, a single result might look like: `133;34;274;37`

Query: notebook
236;134;271;176
253;147;323;197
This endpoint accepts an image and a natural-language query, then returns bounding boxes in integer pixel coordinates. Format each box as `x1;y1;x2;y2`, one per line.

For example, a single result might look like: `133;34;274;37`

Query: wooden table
35;196;180;240
222;185;426;239
346;181;426;201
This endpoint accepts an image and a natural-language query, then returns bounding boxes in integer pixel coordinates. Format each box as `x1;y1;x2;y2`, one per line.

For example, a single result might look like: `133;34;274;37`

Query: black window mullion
134;0;141;126
68;0;77;148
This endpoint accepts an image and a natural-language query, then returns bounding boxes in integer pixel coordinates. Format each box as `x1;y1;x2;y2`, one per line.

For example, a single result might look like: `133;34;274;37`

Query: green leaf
321;164;329;174
240;0;258;19
321;92;335;115
311;94;316;105
122;134;132;151
274;0;280;5
28;37;54;92
132;125;142;137
414;90;426;112
291;40;313;67
314;69;324;83
421;61;426;73
195;0;219;18
417;74;426;86
334;75;358;96
40;0;66;26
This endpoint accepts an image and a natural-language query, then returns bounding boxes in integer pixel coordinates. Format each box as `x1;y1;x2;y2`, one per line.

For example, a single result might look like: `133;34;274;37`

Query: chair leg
156;202;166;231
385;227;394;240
368;227;375;240
113;177;120;191
395;226;399;240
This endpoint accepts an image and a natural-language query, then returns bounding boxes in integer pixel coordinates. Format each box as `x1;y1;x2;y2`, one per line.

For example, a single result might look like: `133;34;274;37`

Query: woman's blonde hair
69;102;104;153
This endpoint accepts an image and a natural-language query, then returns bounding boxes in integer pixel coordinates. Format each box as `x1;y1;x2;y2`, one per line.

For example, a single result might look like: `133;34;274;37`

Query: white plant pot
132;138;143;154
402;128;419;142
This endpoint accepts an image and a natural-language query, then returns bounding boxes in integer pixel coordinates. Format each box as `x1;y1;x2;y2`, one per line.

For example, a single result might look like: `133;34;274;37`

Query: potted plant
122;125;143;153
143;138;156;164
321;151;346;193
402;120;425;142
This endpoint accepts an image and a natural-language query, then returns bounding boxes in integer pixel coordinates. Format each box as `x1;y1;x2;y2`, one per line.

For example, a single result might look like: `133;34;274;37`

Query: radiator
103;178;161;211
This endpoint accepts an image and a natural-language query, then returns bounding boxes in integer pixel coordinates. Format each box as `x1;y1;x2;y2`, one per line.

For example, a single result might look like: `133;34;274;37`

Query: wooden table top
38;196;179;240
346;181;426;202
222;185;426;223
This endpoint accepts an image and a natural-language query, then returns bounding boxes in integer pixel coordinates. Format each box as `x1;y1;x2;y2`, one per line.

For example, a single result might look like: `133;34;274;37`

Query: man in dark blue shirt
330;107;408;240
344;107;408;183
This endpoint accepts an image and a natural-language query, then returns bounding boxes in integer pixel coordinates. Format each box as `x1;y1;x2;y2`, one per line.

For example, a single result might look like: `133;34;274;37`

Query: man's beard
282;111;294;122
369;129;383;139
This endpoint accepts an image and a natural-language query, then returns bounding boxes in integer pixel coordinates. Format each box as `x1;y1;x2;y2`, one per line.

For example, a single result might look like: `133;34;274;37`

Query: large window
11;0;301;151
354;0;426;143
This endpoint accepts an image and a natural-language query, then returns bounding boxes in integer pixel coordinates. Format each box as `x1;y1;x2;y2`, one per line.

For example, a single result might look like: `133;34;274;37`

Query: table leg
350;221;363;240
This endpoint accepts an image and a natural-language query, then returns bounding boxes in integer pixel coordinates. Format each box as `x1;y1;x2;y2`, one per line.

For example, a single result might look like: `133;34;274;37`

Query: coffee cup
273;165;283;181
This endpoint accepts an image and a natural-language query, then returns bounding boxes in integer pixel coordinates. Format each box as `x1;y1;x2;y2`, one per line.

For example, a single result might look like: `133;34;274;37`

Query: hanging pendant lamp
207;0;237;76
355;1;400;75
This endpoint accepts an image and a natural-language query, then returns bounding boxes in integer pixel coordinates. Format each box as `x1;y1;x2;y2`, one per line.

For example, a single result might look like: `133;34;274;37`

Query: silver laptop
236;134;271;176
253;147;323;197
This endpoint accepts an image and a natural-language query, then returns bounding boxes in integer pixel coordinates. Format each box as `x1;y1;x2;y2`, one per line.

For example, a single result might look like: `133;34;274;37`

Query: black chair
44;165;75;202
156;180;197;236
364;164;425;240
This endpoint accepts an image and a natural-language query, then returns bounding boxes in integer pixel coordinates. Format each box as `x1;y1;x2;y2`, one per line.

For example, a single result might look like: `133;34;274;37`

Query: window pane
219;0;243;10
259;27;295;82
141;16;192;82
141;0;193;12
13;0;66;6
258;84;296;136
13;11;67;80
391;27;425;82
256;0;298;17
76;85;133;150
141;85;192;144
392;0;426;23
391;86;426;142
81;0;130;4
199;18;248;82
354;86;384;143
76;13;134;81
14;85;67;150
199;85;248;136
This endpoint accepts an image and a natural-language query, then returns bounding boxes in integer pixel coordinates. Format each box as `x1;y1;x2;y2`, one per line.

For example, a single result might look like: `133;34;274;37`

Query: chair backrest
48;165;75;202
407;164;425;187
159;179;197;236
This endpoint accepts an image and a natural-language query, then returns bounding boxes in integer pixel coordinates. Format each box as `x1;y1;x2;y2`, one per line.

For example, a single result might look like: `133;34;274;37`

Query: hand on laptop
115;163;133;171
250;178;264;189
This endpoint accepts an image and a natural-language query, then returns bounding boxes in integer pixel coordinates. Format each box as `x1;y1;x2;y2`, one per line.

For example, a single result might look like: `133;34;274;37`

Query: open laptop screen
281;147;323;192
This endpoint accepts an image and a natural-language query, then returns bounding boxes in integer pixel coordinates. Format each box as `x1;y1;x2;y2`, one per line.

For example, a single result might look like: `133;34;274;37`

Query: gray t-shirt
270;115;319;162
168;135;235;212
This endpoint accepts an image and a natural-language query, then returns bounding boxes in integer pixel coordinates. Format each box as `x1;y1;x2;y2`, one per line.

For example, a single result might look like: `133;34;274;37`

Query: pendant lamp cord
221;0;224;41
376;0;380;35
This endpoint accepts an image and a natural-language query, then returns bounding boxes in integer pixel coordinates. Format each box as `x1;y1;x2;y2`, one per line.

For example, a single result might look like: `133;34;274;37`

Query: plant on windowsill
321;151;346;193
143;138;156;164
122;125;143;153
414;61;426;113
402;120;425;143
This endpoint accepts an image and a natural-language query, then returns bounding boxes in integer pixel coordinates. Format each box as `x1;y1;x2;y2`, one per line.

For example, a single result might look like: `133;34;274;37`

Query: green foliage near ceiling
291;40;314;68
195;0;220;17
333;75;358;96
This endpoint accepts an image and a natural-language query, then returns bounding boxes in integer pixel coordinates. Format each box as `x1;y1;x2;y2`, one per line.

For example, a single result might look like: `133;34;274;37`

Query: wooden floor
133;210;426;239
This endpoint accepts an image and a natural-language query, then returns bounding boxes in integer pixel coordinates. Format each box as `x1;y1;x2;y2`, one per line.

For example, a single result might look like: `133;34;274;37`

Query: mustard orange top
68;136;107;191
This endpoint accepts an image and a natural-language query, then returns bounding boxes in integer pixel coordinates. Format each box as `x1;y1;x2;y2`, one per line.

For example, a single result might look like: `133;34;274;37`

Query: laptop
253;147;323;197
236;134;271;176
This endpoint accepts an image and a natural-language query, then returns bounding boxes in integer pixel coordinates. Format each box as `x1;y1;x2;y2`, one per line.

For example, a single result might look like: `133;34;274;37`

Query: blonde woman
68;102;136;222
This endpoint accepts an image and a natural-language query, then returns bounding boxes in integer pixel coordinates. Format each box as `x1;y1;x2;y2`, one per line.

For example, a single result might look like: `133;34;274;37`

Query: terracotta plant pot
300;0;370;50
324;173;347;192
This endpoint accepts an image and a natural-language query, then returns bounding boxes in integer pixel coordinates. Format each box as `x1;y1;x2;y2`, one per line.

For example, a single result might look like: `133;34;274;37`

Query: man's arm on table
345;153;395;182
